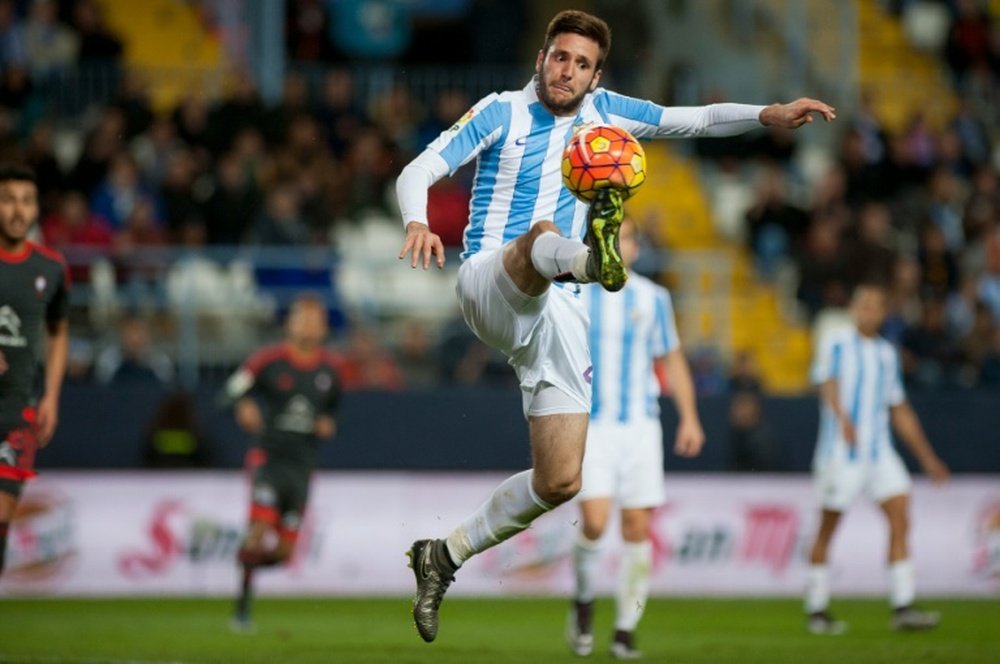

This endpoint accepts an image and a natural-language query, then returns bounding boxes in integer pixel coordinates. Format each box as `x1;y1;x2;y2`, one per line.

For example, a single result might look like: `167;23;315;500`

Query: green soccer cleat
585;188;627;292
407;539;457;643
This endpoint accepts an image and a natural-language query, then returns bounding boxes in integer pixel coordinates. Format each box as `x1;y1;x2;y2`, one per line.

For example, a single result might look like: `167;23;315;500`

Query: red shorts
0;407;40;485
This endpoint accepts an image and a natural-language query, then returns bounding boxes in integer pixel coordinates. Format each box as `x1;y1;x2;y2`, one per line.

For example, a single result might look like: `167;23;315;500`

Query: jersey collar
0;241;32;264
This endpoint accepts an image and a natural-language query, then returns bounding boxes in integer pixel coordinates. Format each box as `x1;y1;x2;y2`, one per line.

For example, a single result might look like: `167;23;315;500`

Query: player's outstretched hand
840;417;857;446
923;455;950;485
400;221;445;270
760;98;836;129
315;415;336;439
0;350;7;376
674;417;706;458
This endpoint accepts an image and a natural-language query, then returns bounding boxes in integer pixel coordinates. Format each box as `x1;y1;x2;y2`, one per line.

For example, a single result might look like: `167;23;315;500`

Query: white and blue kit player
805;283;949;635
567;218;704;658
395;9;836;644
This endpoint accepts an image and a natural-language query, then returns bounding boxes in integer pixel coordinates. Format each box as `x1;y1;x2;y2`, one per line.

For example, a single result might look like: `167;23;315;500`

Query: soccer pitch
0;598;997;663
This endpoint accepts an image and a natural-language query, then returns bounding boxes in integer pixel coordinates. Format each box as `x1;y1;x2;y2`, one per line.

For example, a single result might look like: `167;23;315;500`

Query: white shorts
456;249;591;417
578;418;665;508
814;449;912;512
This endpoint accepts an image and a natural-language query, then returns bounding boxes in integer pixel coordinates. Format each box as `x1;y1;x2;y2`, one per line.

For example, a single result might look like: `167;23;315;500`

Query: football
561;124;646;202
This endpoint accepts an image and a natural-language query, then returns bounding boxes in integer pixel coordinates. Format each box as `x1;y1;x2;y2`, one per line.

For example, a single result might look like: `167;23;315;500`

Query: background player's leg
234;519;271;630
879;493;938;629
445;413;586;565
806;509;842;619
0;489;17;578
567;498;610;656
613;507;654;657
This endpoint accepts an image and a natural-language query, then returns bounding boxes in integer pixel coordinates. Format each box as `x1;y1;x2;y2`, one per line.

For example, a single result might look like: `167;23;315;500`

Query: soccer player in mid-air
566;218;704;659
805;282;950;634
223;294;342;630
396;9;834;643
0;164;70;580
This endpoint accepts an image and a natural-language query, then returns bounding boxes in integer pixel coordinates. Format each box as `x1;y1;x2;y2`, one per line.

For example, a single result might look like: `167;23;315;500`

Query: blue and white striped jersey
421;79;763;260
582;273;679;424
810;326;906;464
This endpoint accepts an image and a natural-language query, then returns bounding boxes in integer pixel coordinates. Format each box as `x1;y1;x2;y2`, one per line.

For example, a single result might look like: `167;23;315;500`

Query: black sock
0;522;8;576
235;564;254;619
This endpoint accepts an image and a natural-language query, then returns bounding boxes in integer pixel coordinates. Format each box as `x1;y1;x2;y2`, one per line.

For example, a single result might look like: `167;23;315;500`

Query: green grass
0;598;997;663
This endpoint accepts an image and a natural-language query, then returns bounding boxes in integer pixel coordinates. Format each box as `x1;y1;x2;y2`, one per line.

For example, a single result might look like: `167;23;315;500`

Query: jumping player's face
0;179;39;250
851;287;887;337
535;33;602;116
287;303;328;349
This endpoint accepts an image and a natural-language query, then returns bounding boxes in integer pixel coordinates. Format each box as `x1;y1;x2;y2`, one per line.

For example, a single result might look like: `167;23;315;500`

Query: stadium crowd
0;0;997;392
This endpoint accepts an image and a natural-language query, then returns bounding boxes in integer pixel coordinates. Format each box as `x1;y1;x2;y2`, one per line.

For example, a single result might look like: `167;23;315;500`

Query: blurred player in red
0;164;70;580
223;294;342;630
806;282;950;634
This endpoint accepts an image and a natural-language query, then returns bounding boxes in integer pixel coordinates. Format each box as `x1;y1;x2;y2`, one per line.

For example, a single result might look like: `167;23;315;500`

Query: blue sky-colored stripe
503;102;553;243
848;338;864;462
588;290;603;418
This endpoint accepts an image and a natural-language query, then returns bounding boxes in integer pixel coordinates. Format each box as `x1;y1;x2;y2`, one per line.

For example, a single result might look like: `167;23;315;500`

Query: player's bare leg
880;494;938;631
805;509;847;634
609;508;653;659
0;490;18;578
569;497;612;656
410;412;586;643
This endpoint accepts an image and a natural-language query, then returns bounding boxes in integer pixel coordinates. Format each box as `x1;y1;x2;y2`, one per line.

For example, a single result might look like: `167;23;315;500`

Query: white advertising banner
1;472;998;597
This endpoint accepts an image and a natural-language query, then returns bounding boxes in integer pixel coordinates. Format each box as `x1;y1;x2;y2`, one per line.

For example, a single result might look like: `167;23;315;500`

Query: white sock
805;564;831;613
530;231;590;281
444;470;553;566
573;532;602;603
889;559;915;609
615;540;653;632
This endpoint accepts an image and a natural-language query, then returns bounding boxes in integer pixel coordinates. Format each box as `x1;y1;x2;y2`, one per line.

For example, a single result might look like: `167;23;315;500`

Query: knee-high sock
805;564;831;613
530;232;589;281
615;540;653;632
445;470;553;566
889;559;915;609
573;533;602;603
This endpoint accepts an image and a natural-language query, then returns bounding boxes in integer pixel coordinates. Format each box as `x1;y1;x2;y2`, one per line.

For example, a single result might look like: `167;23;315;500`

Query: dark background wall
38;384;1000;474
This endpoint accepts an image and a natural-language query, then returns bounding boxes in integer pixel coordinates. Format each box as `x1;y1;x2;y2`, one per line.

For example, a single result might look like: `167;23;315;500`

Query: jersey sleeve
224;349;271;401
810;333;842;385
592;90;765;139
651;287;680;357
427;93;511;174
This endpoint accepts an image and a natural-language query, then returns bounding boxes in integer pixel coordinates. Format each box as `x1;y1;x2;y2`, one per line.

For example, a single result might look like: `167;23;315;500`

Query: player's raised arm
889;402;949;484
759;98;837;128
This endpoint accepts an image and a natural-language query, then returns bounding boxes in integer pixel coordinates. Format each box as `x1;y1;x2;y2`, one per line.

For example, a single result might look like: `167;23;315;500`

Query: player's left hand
315;415;336;439
923;455;950;485
0;350;7;375
760;98;836;128
674;417;705;458
35;395;58;447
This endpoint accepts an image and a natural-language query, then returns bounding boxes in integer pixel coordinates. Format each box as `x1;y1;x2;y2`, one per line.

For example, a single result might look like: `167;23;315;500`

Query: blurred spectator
416;88;469;149
344;126;395;216
396;320;438;389
72;0;122;62
285;0;332;62
22;0;78;79
795;215;851;318
317;68;364;159
726;351;782;471
882;256;923;345
846;201;898;287
23;121;64;208
159;150;204;238
745;167;809;279
978;231;1000;323
944;0;994;84
0;0;26;65
143;391;211;468
262;71;311;147
979;326;1000;387
960;301;995;380
91;151;164;230
202;151;261;245
950;97;992;171
368;83;423;156
336;326;405;390
207;70;265;155
41;189;115;269
172;93;213;158
94;315;175;386
900;297;961;388
926;167;966;252
132;114;185;186
252;181;311;245
68;107;127;194
918;223;958;297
